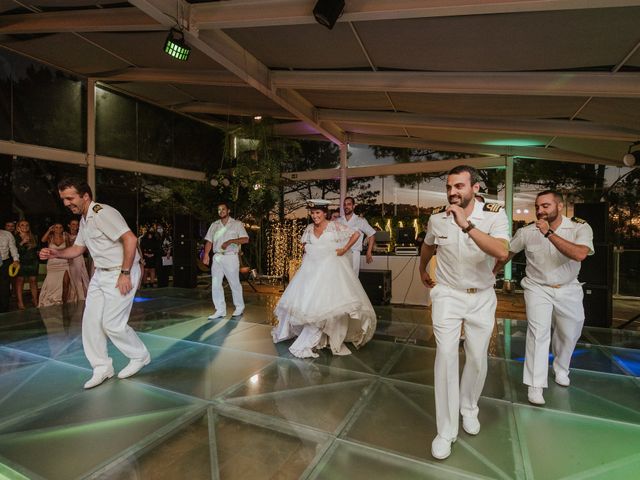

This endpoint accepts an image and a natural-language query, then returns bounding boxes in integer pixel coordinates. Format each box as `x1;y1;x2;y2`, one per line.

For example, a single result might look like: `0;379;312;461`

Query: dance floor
1;288;639;479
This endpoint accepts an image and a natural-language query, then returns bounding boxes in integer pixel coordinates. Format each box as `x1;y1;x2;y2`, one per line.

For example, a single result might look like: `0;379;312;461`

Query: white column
87;79;96;197
504;155;514;283
339;143;348;216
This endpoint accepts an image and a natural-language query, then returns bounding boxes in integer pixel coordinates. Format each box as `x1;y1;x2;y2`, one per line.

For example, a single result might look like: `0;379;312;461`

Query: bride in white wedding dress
272;201;377;358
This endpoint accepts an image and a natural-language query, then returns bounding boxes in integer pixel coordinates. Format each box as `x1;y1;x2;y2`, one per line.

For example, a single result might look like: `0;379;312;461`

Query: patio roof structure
1;0;639;170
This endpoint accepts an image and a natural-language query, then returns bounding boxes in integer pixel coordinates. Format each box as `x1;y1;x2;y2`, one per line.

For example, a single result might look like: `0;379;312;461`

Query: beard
537;208;560;223
448;192;474;209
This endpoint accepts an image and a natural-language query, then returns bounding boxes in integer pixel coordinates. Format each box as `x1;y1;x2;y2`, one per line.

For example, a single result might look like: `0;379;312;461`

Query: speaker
313;0;345;30
582;284;612;328
174;214;198;241
574;203;609;243
173;264;197;289
578;243;613;287
359;269;391;305
173;238;197;264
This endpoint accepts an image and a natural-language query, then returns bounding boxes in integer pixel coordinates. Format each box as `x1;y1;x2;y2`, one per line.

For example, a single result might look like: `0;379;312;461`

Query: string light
266;220;306;278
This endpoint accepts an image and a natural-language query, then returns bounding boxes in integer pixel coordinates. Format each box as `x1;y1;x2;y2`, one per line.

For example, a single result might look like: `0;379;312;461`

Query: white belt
215;252;238;255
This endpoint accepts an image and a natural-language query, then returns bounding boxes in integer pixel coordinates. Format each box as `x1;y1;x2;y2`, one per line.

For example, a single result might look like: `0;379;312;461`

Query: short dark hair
344;196;355;205
537;190;564;204
58;178;93;199
217;201;231;210
448;165;481;185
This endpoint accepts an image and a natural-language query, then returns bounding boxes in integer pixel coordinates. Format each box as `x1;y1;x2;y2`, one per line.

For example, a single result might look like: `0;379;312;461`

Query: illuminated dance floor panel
0;289;639;479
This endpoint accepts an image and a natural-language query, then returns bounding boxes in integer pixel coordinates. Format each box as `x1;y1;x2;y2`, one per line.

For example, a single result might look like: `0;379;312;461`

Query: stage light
164;29;191;61
313;0;345;30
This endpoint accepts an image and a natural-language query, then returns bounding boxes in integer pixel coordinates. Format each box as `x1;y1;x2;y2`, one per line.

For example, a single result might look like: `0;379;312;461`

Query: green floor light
164;29;190;61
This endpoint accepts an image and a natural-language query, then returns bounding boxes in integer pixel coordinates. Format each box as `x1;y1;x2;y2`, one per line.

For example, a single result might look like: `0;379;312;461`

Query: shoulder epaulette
92;204;103;213
430;205;447;214
571;216;586;224
483;203;503;213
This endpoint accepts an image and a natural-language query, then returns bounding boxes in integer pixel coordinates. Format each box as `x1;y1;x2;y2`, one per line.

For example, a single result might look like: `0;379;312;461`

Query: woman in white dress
272;200;377;358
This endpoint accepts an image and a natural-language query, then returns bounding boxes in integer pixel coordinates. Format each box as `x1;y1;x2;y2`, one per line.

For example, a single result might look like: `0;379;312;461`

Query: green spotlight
164;29;191;61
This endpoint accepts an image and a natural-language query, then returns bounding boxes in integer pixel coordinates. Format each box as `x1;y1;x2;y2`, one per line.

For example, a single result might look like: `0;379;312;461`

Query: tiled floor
0;288;639;479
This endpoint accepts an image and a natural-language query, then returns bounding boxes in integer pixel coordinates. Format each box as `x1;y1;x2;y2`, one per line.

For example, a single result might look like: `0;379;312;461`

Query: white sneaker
528;386;545;405
118;354;151;379
431;435;455;460
232;308;244;316
208;311;226;320
554;372;570;387
84;368;114;389
462;416;480;435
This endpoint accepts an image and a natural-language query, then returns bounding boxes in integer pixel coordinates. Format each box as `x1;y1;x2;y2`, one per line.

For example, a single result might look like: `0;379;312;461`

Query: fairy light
266;220;306;278
413;218;420;238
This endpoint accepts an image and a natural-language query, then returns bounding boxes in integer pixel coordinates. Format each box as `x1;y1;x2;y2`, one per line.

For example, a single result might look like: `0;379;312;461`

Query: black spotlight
164;28;191;61
313;0;345;30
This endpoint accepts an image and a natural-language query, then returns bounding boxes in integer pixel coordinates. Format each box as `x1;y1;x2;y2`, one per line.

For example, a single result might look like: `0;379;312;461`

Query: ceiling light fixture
622;141;639;167
164;28;191;61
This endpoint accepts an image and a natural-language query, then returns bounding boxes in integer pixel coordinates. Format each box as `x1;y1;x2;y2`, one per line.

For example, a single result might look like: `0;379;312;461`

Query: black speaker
574;203;609;243
582;284;612;328
173;239;197;264
173;264;197;289
359;269;391;305
578;243;613;287
313;0;345;30
174;214;198;241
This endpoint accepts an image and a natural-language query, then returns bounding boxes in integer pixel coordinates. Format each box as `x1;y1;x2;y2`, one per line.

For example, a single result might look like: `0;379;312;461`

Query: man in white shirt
337;196;375;276
0;222;20;312
494;190;594;405
202;202;249;319
40;178;150;389
419;165;510;460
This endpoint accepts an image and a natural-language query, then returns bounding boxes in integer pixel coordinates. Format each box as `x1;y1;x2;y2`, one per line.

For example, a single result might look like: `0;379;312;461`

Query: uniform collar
447;199;483;224
557;215;573;230
84;201;98;221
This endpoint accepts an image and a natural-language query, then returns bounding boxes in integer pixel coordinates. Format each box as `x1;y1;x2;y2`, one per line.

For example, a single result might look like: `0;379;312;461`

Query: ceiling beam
320;109;640;142
191;0;640;29
282;156;506;181
92;68;247;87
348;133;621;166
0;8;162;34
129;0;345;145
174;102;296;120
273;71;640;98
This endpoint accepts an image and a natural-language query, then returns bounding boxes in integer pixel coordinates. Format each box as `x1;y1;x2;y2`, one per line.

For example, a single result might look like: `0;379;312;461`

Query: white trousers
211;253;244;314
521;277;584;388
350;250;361;277
83;264;149;374
431;285;496;441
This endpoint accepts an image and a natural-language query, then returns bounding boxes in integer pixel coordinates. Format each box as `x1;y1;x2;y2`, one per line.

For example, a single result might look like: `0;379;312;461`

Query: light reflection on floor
0;288;639;479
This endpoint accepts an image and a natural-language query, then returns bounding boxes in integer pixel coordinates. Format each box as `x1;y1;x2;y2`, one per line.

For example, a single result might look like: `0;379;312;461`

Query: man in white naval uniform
40;178;150;389
202;202;249;319
494;190;593;405
419;165;509;460
337;196;375;276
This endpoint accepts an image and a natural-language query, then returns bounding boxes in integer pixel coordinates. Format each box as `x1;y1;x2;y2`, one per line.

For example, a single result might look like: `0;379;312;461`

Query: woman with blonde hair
38;223;74;307
14;220;39;309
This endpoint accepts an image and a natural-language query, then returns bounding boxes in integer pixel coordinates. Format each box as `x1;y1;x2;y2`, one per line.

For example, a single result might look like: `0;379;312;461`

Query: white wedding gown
272;221;377;358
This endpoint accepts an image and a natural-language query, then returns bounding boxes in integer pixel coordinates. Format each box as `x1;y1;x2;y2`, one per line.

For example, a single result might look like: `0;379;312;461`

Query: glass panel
0;51;10;140
617;249;640;296
95;86;137;160
173;114;223;171
138;101;173;167
12;55;85;151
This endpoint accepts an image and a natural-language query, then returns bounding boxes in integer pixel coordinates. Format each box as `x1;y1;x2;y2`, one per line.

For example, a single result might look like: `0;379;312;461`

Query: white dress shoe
208;311;226;320
231;308;244;316
462;416;481;435
84;369;114;389
118;355;151;379
554;372;570;387
528;386;545;405
431;435;455;460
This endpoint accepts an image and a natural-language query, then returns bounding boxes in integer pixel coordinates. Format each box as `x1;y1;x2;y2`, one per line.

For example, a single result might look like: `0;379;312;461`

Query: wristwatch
461;222;475;234
120;270;131;275
544;229;554;238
